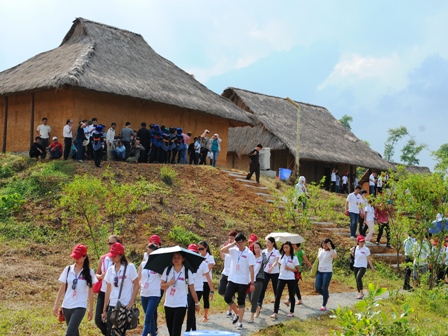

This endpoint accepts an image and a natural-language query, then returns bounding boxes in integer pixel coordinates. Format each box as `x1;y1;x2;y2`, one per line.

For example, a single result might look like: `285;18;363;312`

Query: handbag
93;256;105;294
128;305;140;330
349;246;357;271
109;264;127;327
294;270;302;281
57;266;70;323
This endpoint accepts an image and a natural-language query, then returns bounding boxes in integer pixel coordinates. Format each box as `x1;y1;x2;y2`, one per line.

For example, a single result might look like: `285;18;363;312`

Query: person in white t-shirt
258;236;280;310
220;233;256;331
160;252;200;336
342;173;349;194
53;244;96;336
358;190;368;236
345;185;362;238
186;244;214;332
37;117;52;159
270;242;299;319
314;238;337;311
102;243;139;336
330;168;337;192
139;243;161;336
247;241;267;323
350;236;375;299
198;240;215;322
369;171;377;196
94;235;121;335
218;230;237;318
364;200;375;244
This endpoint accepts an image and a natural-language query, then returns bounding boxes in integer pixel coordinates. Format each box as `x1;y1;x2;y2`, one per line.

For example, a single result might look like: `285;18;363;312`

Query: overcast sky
1;0;447;170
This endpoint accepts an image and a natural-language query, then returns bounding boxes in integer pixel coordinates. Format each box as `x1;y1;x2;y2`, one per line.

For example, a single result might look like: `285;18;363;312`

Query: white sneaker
237;322;243;330
350;236;356;239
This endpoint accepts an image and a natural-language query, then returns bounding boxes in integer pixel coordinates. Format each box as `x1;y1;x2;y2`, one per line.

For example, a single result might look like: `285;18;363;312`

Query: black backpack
349;246;357;271
165;265;189;284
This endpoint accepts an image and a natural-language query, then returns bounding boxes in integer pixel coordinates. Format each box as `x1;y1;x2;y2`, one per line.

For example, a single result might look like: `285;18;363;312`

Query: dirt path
152;291;367;336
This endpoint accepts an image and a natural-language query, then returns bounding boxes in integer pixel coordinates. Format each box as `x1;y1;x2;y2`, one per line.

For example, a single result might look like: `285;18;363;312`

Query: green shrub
168;225;203;246
0;153;28;178
160;165;178;186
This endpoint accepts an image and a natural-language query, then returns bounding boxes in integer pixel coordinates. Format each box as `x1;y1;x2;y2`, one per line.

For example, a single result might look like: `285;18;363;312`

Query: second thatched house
0;18;252;165
223;87;392;186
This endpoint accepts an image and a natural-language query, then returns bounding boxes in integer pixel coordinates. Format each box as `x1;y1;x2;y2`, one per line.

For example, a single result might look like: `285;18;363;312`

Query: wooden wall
1;88;231;166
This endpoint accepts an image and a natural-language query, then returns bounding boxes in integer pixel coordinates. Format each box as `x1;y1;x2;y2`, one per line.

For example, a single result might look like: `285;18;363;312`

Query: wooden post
2;96;8;153
30;93;35;148
286;97;301;185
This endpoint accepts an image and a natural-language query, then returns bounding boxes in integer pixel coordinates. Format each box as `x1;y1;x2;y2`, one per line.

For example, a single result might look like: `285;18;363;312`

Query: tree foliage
400;139;426;165
433;143;448;173
339;114;353;130
383;126;408;161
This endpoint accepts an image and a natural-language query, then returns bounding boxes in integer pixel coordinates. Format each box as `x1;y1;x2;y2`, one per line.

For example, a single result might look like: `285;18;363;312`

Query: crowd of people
30;117;223;168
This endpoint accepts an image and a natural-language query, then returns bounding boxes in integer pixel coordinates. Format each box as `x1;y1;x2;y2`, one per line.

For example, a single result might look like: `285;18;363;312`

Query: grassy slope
0;153;420;335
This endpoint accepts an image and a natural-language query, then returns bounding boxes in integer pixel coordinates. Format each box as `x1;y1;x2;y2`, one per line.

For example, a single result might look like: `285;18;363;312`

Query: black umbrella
144;245;205;274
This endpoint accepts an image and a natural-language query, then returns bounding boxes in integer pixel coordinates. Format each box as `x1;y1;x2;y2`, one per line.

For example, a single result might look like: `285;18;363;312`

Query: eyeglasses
72;278;78;290
114;276;119;287
198;248;205;251
235;241;244;245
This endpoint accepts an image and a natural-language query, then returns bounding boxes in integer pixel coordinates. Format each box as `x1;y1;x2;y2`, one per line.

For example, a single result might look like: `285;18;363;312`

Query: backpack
349;246;357;271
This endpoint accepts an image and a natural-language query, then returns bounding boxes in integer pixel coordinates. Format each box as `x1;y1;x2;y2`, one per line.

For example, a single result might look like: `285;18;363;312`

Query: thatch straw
223;87;393;170
0;18;252;125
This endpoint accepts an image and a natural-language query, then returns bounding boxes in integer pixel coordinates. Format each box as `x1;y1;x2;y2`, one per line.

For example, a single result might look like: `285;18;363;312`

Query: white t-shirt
342;176;348;185
365;204;375;222
228;246;255;284
347;192;361;214
99;256;113;292
140;261;161;297
37;124;51;139
412;241;431;266
104;263;138;307
222;253;231;276
317;248;336;273
201;253;215;281
353;246;371;268
59;265;97;309
63;124;72;138
253;255;264;280
377;176;383;188
369;174;376;186
331;172;336;182
193;261;209;291
162;265;193;308
278;255;299;280
263;248;280;274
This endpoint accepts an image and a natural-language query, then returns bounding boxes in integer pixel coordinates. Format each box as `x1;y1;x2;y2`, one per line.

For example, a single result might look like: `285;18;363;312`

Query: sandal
320;306;326;311
202;317;209;322
247;319;254;323
283;300;290;307
270;313;278;319
255;306;261;318
296;300;302;305
287;313;294;318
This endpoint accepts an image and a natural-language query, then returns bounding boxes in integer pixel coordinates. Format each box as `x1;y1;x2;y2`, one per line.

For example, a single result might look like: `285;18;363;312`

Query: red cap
70;244;87;259
356;235;366;242
107;242;125;257
249;234;258;243
149;235;161;246
188;244;199;253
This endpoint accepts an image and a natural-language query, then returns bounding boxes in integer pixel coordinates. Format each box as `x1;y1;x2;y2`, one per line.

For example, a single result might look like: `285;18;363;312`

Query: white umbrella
266;232;305;244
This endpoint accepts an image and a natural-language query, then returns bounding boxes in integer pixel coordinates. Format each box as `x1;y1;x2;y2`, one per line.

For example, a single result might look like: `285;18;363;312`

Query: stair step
322;228;348;231
229;173;245;177
256;193;271;197
374;253;402;257
236;178;258;184
311;221;334;225
244;184;268;190
221;170;244;174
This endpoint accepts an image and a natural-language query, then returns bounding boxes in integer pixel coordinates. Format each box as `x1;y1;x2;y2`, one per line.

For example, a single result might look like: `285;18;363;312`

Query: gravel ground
149;291;386;336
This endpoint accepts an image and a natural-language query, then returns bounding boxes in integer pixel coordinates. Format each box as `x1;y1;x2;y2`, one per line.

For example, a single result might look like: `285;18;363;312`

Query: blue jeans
141;296;159;336
315;271;332;307
62;307;86;336
212;151;219;167
349;212;359;237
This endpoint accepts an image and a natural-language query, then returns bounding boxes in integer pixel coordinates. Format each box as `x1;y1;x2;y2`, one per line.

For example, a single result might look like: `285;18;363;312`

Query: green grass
168;225;203;246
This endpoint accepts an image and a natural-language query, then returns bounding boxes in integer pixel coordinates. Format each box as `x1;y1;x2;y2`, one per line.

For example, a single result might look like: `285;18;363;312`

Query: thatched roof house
223;87;392;185
0;18;251;162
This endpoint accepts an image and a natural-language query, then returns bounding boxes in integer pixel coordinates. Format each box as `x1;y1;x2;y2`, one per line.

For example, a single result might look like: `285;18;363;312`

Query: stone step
373;253;402;257
256;192;271;197
236;178;258;184
266;199;286;204
244;184;268;190
228;173;246;178
221;169;244;174
322;228;349;231
311;221;334;226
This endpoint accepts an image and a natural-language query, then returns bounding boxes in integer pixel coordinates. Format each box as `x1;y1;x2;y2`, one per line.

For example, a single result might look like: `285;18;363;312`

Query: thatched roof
224;87;392;170
0;18;252;125
388;162;431;174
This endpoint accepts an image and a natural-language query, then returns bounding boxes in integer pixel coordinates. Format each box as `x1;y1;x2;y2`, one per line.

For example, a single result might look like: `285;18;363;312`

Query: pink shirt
182;133;190;145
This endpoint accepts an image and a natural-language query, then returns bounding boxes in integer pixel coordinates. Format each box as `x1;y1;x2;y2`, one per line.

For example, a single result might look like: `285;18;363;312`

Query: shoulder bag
58;266;70;323
311;249;320;277
93;256;105;294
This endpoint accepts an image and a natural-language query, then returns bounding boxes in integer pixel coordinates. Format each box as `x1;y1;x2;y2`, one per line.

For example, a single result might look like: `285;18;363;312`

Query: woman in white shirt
248;241;268;322
270;242;299;319
53;244;96;336
350;236;375;299
161;252;200;336
198;240;215;322
258;237;280;310
314;238;337;311
102;243;139;336
186;244;214;332
139;243;161;336
364;200;375;244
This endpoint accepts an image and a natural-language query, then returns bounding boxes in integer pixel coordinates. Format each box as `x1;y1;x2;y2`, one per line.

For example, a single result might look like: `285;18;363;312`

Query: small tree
339;114;353;130
383;126;408;161
400;139;426;165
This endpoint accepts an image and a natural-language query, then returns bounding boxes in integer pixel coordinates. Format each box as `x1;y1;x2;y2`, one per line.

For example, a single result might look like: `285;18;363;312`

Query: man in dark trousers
246;144;263;183
29;136;44;159
137;122;150;163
